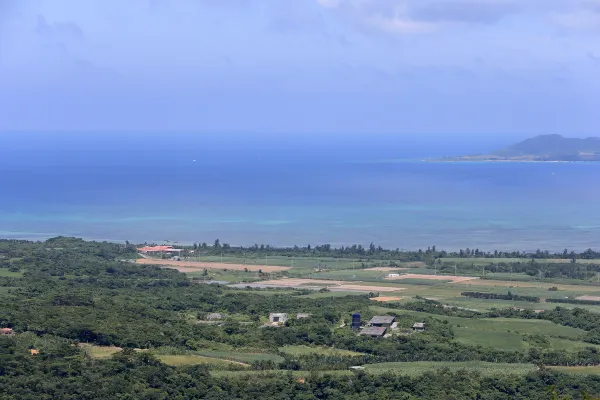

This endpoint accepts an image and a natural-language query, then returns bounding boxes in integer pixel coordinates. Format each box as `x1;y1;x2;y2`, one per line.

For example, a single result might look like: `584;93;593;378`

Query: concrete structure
387;273;400;278
0;328;14;336
412;322;425;332
359;326;387;337
368;316;396;327
269;313;288;324
296;313;310;319
206;313;224;320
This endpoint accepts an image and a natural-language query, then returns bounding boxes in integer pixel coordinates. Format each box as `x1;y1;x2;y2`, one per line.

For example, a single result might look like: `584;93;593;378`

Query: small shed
412;322;425;332
30;349;39;355
387;273;400;278
359;326;387;337
206;313;224;321
269;313;288;324
0;328;14;336
369;316;396;327
296;313;310;320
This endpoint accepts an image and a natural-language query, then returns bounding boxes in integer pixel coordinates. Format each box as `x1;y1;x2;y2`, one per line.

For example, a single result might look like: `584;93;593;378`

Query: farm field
441;258;600;265
136;258;289;272
156;355;249;367
279;345;364;357
371;307;585;337
253;278;405;293
80;344;122;358
385;273;479;283
212;362;537;378
195;351;284;364
0;269;23;277
550;366;600;375
80;345;260;366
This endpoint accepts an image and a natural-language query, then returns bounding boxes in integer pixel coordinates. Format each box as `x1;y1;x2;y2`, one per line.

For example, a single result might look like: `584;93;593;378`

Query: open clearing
157;355;249;367
80;344;122;358
255;278;405;293
370;296;404;302
136;258;290;272
279;345;364;357
576;295;600;301
384;273;479;283
213;362;536;378
365;267;408;272
550;366;600;375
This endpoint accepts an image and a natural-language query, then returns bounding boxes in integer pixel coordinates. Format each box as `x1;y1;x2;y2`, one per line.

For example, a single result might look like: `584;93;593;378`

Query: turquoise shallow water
1;133;599;251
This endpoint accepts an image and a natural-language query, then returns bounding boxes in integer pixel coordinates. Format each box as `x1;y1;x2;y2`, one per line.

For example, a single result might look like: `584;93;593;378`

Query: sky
0;0;599;137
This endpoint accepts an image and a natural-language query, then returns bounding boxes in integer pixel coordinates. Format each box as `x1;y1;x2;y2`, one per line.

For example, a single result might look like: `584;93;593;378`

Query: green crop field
196;351;284;363
441;258;600;266
0;269;23;278
157;355;249;367
362;361;537;376
550;366;600;375
81;345;122;358
279;345;364;357
212;362;537;378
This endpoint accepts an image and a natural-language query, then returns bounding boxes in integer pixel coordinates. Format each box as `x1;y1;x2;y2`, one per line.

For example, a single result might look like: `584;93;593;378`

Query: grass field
212;362;537;378
362;361;537;376
81;345;258;366
157;355;249;367
550;366;600;375
279;345;364;357
80;345;122;358
0;269;23;278
195;351;284;363
442;258;600;266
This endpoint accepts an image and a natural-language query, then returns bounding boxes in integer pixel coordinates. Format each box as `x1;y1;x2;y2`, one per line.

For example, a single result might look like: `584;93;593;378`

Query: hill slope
436;135;600;162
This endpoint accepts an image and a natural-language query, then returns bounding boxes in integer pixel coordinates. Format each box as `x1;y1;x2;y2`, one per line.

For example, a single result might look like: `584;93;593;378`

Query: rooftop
413;322;425;328
137;245;183;252
359;326;387;337
369;316;396;325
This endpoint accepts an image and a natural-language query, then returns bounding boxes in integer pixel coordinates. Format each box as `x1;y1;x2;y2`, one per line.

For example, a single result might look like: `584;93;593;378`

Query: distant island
433;134;600;162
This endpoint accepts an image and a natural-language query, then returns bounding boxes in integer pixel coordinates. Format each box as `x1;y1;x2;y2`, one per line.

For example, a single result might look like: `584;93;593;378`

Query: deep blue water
1;133;599;251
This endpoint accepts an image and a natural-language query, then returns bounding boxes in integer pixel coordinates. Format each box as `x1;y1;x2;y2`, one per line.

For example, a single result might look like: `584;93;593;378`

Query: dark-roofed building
359;326;387;337
368;316;396;327
412;322;425;332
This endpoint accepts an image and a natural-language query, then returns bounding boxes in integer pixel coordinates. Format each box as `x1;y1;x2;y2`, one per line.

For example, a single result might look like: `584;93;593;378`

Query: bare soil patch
370;296;404;302
384;273;479;283
576;295;600;301
136;258;289;272
257;278;404;293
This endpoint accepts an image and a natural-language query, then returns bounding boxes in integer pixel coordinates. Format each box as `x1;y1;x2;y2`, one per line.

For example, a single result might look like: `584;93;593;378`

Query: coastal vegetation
4;237;600;398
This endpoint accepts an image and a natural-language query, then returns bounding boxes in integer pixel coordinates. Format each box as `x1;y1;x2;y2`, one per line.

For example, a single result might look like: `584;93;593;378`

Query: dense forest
3;237;600;398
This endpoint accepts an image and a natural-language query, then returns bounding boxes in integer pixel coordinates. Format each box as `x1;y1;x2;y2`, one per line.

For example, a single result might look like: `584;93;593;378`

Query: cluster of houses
358;316;425;338
202;312;424;336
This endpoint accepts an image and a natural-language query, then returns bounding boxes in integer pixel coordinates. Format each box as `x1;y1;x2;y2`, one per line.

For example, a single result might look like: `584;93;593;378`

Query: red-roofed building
0;328;14;336
137;245;183;253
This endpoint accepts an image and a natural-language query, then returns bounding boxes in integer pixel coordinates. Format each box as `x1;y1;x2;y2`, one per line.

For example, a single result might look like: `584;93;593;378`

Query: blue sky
0;0;599;136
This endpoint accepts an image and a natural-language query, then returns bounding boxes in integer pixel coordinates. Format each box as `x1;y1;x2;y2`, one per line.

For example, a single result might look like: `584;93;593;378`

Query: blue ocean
1;133;599;251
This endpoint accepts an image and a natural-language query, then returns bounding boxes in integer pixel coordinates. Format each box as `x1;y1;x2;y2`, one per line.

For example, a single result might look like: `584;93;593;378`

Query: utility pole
455;265;457;277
